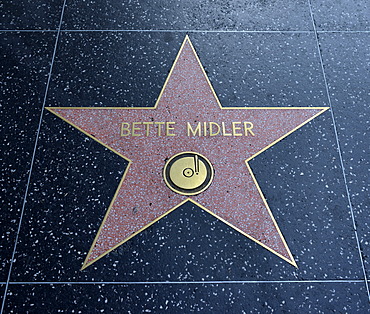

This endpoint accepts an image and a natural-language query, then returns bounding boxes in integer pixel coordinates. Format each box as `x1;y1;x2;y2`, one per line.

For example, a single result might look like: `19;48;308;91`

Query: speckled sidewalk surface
1;1;369;312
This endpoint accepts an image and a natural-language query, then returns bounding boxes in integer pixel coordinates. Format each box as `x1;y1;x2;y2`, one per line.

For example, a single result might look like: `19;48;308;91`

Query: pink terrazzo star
47;36;328;269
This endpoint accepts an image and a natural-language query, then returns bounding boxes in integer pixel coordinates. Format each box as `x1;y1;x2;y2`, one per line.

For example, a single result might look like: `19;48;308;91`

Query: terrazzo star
47;36;328;269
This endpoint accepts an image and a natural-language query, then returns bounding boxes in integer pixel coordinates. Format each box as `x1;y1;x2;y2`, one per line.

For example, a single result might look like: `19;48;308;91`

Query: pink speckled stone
49;37;327;268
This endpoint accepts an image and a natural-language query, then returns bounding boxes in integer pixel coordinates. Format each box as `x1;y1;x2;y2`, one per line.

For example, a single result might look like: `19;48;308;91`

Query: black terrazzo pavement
4;283;368;313
311;0;370;31
47;32;182;107
317;33;370;278
0;32;56;281
0;286;3;308
61;0;313;31
0;1;65;30
1;0;369;312
191;33;328;108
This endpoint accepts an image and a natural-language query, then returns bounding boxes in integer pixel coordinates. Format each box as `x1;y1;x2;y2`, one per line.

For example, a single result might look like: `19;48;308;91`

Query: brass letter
120;122;131;136
244;122;255;136
187;122;201;136
132;122;141;136
232;122;242;136
142;122;153;136
209;122;220;136
155;122;165;136
221;122;232;136
166;122;176;136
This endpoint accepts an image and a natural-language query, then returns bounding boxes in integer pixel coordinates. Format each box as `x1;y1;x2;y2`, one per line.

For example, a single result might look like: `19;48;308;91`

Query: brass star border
47;36;328;269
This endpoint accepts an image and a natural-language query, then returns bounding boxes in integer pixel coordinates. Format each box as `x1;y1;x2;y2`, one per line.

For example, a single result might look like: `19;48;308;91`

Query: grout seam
0;29;57;32
1;29;370;33
2;280;365;285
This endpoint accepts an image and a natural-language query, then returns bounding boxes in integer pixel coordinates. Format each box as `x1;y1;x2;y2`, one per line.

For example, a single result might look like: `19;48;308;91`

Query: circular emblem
163;152;214;196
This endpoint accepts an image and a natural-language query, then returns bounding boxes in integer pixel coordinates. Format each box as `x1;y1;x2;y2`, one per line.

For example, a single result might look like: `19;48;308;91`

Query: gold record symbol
163;152;214;196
